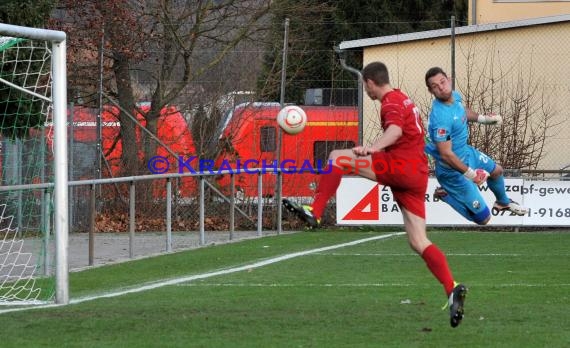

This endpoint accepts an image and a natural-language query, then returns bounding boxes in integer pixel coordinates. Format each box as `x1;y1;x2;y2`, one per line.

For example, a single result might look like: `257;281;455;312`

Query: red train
64;102;358;198
215;102;358;198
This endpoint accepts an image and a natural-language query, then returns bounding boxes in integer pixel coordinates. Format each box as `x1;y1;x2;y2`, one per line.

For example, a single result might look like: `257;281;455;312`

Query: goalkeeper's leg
435;170;491;225
484;162;528;216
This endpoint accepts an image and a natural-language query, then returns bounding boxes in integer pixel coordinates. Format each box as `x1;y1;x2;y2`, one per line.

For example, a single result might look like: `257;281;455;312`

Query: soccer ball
276;105;307;135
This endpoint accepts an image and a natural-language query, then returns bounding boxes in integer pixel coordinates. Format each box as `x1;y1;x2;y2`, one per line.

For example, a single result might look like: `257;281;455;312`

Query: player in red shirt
283;61;467;327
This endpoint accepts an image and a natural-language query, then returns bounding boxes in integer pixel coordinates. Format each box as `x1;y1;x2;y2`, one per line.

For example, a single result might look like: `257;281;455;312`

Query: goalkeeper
424;67;527;224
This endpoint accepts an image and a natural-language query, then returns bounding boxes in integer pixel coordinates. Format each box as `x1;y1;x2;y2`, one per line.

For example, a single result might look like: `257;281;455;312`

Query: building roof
338;14;570;50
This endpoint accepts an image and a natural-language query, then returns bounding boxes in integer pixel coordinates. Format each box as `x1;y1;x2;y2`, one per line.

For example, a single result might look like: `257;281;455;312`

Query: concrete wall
470;0;570;24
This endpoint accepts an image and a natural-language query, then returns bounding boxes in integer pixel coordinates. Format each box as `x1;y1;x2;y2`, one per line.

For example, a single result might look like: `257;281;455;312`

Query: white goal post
0;23;68;305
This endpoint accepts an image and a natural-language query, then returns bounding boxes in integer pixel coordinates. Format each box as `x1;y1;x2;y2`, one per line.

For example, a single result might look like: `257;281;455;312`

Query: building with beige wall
470;0;570;24
339;14;570;171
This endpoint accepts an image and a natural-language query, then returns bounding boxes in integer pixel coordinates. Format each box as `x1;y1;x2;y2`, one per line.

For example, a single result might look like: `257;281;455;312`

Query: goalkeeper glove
477;113;503;125
463;167;489;185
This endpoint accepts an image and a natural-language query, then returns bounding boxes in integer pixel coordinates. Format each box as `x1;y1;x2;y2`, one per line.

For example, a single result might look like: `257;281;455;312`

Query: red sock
421;244;455;296
311;165;344;219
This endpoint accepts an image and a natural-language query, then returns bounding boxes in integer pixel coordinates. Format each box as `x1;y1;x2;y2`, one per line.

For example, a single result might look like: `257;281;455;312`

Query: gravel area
66;230;293;271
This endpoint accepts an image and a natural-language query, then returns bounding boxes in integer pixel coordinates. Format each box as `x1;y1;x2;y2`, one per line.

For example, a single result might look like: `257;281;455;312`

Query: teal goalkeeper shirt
425;91;470;164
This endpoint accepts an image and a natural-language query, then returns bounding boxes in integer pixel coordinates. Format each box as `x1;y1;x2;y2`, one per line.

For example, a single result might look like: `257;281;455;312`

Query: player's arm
465;107;479;122
435;140;469;172
353;125;402;156
436;140;488;184
354;102;404;156
369;125;402;152
465;106;502;125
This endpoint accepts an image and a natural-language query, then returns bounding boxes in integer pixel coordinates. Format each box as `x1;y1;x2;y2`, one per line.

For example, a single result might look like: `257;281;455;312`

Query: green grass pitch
1;230;568;347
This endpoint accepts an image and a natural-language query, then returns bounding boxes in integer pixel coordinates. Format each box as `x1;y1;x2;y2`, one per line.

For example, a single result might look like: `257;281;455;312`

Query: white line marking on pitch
0;232;404;315
178;282;570;288
179;283;415;287
317;252;535;257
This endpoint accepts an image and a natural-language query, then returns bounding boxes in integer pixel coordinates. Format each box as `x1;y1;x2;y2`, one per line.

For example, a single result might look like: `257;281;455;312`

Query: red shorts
371;151;428;219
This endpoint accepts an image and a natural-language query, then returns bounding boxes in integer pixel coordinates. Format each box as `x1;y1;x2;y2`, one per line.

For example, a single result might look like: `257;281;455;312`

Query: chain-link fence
359;18;570;174
4;18;547;268
63;99;355;235
1;16;567;272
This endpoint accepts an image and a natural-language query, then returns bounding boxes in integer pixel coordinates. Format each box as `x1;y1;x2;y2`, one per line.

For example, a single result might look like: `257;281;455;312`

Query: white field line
178;282;570;288
317;252;569;257
0;232;405;315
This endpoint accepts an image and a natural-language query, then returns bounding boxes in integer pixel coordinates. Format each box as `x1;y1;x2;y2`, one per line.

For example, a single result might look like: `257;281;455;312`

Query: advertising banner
336;177;570;226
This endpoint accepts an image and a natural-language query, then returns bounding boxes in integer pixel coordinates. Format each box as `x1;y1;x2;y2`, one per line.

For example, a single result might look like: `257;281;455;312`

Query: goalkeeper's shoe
448;282;468;328
433;186;448;200
282;199;321;228
493;199;528;216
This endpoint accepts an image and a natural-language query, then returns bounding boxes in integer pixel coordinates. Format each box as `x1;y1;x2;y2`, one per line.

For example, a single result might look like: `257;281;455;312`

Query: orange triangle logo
342;185;379;220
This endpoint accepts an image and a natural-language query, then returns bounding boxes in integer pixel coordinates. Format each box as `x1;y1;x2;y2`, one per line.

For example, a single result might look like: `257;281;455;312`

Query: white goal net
0;25;68;306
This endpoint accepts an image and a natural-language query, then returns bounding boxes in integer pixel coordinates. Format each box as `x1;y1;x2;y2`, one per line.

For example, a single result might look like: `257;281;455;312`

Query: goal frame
0;23;68;304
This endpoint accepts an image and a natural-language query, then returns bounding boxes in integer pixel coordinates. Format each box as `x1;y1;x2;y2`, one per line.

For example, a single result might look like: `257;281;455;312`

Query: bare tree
459;43;559;172
53;0;274;176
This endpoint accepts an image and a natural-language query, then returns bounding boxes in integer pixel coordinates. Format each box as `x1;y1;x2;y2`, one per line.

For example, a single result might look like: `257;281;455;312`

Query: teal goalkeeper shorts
434;145;496;221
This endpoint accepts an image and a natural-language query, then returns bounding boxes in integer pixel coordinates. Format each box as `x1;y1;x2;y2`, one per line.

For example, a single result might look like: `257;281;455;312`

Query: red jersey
373;89;428;218
380;89;425;158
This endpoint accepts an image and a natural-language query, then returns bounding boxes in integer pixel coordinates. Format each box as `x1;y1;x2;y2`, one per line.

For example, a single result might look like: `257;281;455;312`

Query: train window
260;126;276;152
313;141;355;169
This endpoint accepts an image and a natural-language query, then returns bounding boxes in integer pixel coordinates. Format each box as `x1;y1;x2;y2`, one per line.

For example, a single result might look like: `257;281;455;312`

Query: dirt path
67;230;291;271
